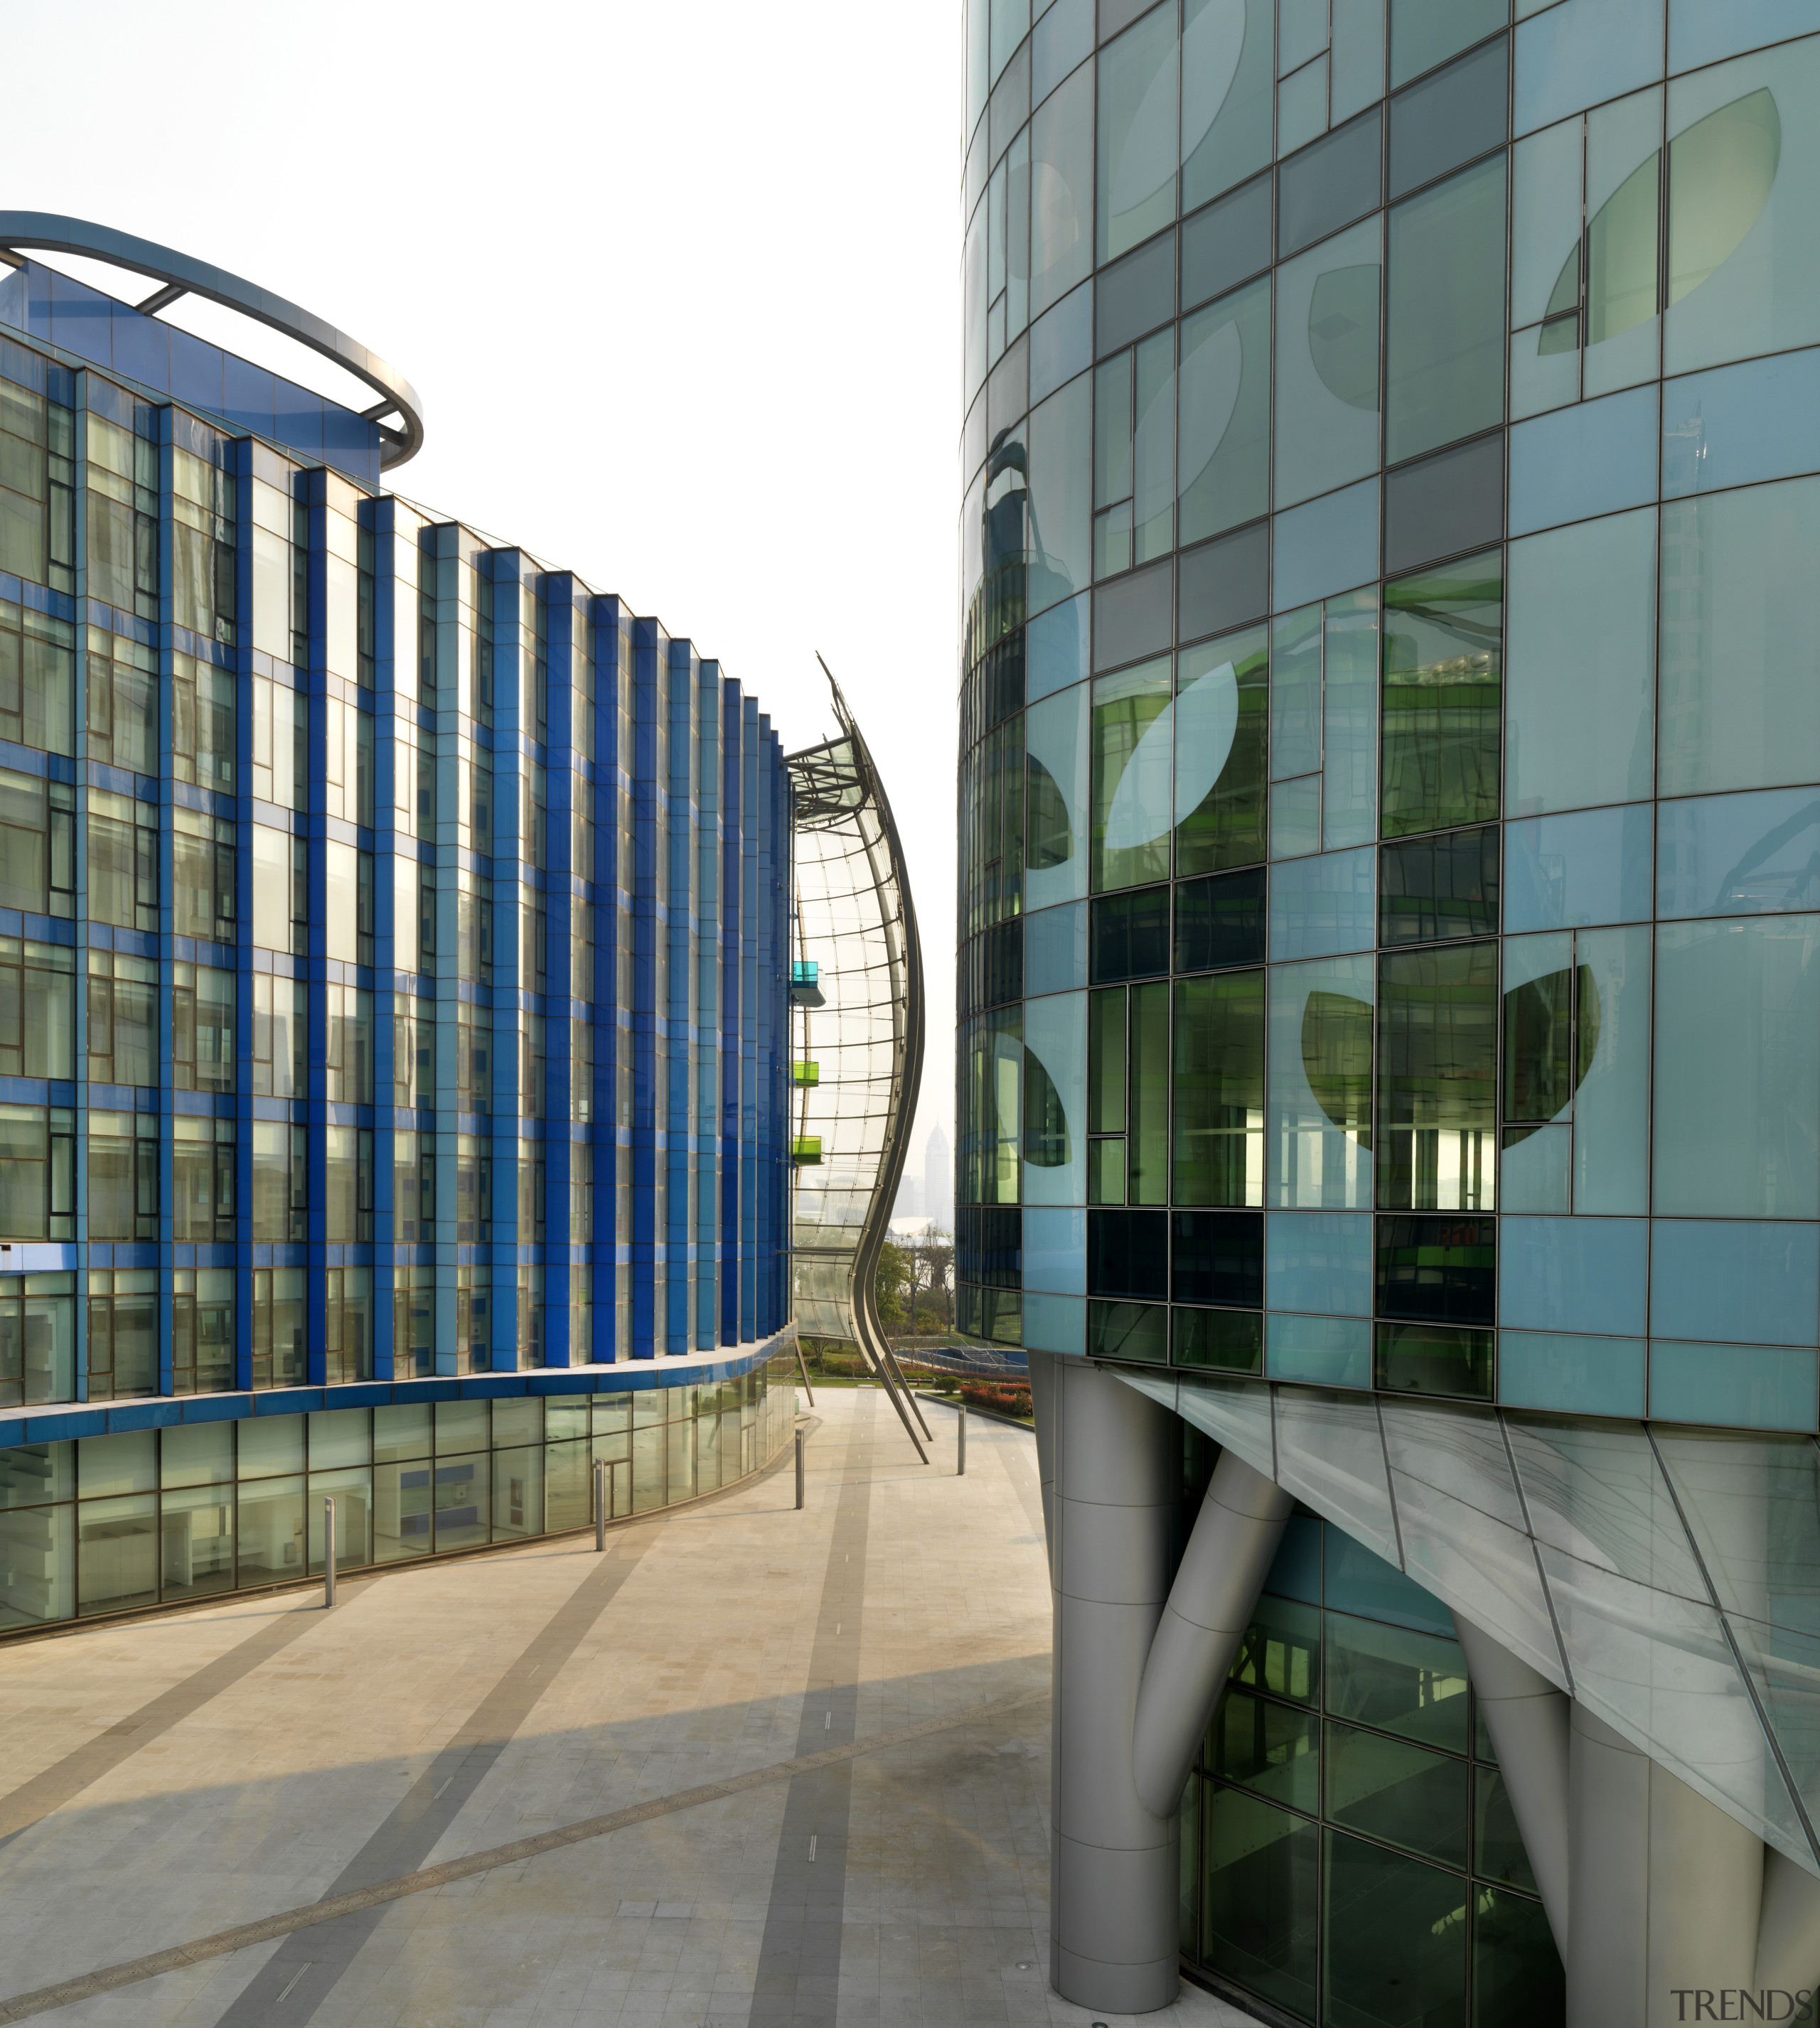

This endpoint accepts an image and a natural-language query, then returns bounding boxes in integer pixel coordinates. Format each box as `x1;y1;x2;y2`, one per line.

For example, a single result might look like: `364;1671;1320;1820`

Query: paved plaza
0;1387;1245;2028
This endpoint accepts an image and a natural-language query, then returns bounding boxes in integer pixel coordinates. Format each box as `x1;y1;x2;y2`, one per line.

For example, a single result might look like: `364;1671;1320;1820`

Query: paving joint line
0;1683;1049;2024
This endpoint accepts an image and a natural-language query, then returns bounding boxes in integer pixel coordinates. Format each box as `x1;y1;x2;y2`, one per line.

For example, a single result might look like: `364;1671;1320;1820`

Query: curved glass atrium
958;0;1820;2020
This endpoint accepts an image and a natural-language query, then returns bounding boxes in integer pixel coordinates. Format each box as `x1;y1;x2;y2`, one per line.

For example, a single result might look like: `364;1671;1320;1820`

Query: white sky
5;0;964;1179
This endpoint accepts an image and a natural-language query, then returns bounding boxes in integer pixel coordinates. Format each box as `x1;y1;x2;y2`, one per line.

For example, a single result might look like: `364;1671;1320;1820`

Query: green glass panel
1271;605;1324;783
1129;980;1171;1206
1171;970;1265;1206
1088;1299;1169;1362
1324;589;1381;850
1174;628;1268;876
1322;1827;1470;2028
1173;1304;1263;1371
1385;155;1508;465
1389;0;1506;90
1214;1689;1321;1815
1178;277;1271;547
1376;942;1498;1211
1375;1321;1495;1400
1091;660;1172;892
1474;1886;1565;2028
1473;1765;1538;1895
1183;0;1274;210
1202;1786;1320;2021
1088;987;1128;1138
1098;2;1179;264
1382;549;1502;840
1229;1594;1322;1706
1324;1611;1471;1753
1325;1719;1470;1868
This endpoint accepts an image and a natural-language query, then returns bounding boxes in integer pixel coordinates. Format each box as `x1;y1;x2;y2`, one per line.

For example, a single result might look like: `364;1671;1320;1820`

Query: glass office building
0;222;799;1633
958;1;1820;2022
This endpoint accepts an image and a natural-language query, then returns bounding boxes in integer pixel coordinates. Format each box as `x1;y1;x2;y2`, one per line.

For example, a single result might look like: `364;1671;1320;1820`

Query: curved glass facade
960;0;1820;2018
787;678;926;1442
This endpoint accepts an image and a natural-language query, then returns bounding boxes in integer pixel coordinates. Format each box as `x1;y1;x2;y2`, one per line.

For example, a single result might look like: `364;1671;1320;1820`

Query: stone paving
0;1386;1247;2028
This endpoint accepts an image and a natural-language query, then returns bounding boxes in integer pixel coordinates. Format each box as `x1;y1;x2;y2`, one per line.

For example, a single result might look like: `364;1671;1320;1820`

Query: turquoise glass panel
1663;348;1820;498
1024;1205;1088;1294
1574;925;1651;1215
1275;220;1383;510
1266;1211;1374;1316
1658;786;1820;918
1267;1311;1372;1388
1022;1289;1086;1355
1501;1122;1570;1211
1499;1329;1647;1415
1658;478;1820;797
1025;898;1088;994
1268;953;1374;1209
1506;385;1659;536
1514;0;1664;136
1027;591;1091;700
1649;1220;1820;1346
1504;805;1654;931
1498;1215;1649;1335
1268;847;1376;960
1504;510;1656;817
1324;1528;1456;1633
1653;915;1820;1218
1669;0;1820;72
1273;480;1381;610
1650;1341;1820;1430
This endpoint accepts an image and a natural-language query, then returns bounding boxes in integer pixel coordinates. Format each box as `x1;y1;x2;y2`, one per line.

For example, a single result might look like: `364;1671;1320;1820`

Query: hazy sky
6;0;963;1172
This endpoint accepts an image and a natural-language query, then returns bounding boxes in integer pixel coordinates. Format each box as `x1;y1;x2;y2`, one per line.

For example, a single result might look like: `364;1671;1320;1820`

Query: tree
874;1240;912;1329
902;1228;953;1333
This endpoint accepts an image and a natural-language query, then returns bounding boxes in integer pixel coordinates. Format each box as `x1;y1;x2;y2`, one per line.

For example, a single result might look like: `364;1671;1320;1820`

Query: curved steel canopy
787;664;929;1459
0;212;424;468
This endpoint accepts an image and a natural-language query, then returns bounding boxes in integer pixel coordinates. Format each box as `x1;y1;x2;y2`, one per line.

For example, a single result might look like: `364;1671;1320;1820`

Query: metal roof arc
0;211;425;468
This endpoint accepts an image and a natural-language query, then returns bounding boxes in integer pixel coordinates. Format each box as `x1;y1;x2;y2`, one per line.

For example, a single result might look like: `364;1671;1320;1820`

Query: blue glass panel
1650;1219;1820;1346
1324;1525;1455;1633
1669;0;1820;71
1263;1510;1323;1604
321;403;375;483
1658;786;1820;918
1663;350;1820;499
1499;1215;1649;1336
1029;277;1093;407
1515;0;1665;136
1025;1206;1088;1292
1027;591;1091;699
105;306;168;394
168;326;225;418
1506;385;1661;536
1026;898;1088;993
1268;846;1376;960
1498;1330;1648;1416
1267;1311;1371;1387
1266;1210;1373;1316
221;354;275;439
1504;805;1654;930
1272;480;1380;612
47;270;112;369
274;380;324;460
1649;1341;1820;1430
1023;1289;1086;1354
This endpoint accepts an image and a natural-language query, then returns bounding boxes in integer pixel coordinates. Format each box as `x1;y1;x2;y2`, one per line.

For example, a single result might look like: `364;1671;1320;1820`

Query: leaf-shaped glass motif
1501;965;1602;1134
1669;87;1780;308
1308;263;1381;412
1024;756;1072;871
1301;989;1373;1147
1538;88;1779;357
1022;1045;1069;1167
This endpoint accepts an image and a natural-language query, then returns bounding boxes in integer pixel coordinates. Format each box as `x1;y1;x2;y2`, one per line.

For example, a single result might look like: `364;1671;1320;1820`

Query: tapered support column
1050;1359;1179;2013
1133;1450;1294;1818
1027;1348;1056;1569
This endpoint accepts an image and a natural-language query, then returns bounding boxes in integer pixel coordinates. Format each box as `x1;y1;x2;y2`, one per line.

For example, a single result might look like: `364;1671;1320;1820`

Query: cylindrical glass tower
958;1;1820;2019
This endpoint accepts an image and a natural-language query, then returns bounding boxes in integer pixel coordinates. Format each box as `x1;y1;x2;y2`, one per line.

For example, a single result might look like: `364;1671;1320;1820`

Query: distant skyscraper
923;1125;952;1225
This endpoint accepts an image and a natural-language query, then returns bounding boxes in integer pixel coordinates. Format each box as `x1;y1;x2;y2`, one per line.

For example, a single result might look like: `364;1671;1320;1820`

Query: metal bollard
323;1497;336;1608
958;1403;967;1477
795;1427;805;1510
594;1456;606;1552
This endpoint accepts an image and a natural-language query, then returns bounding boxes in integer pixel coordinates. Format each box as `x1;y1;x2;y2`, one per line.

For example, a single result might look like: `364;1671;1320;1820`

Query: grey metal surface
1131;1451;1292;1820
0;212;425;467
1049;1360;1180;2013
